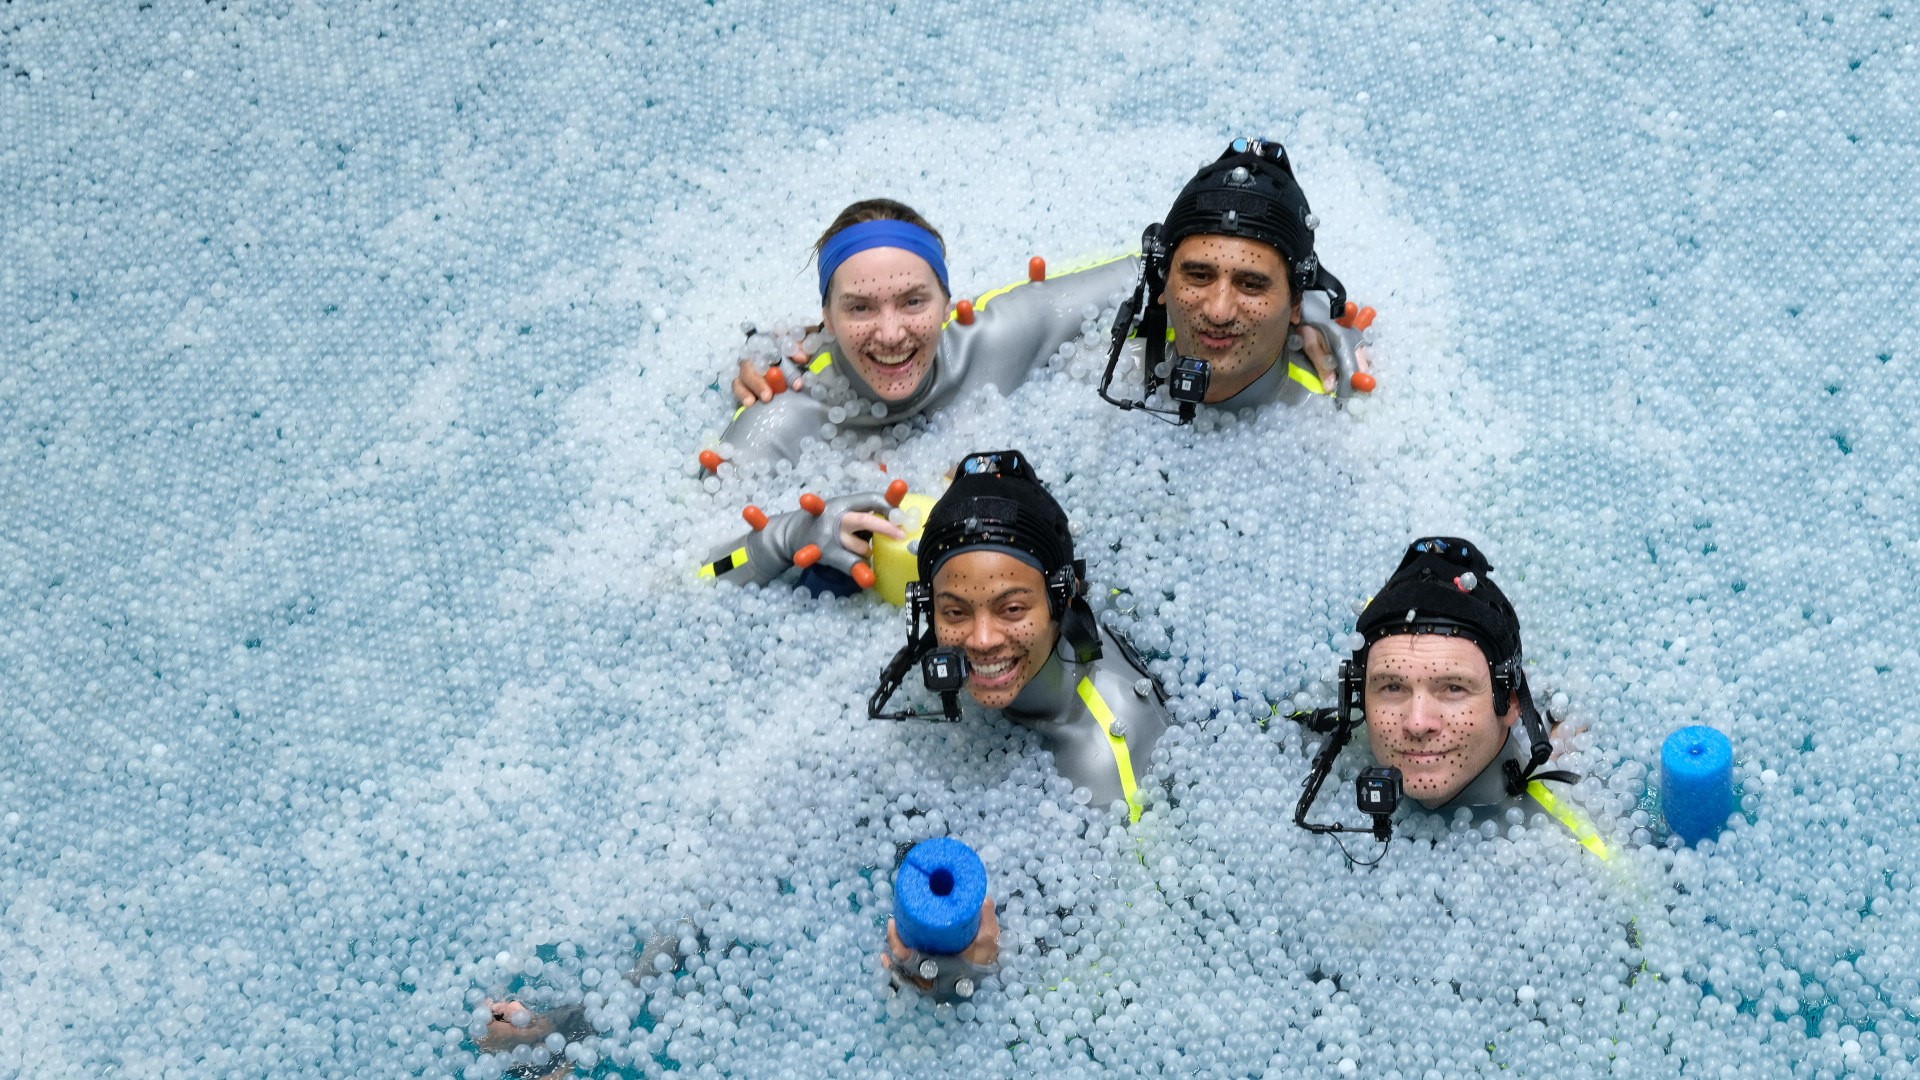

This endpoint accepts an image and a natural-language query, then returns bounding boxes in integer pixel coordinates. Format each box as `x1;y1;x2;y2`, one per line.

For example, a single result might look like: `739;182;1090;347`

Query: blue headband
817;220;950;302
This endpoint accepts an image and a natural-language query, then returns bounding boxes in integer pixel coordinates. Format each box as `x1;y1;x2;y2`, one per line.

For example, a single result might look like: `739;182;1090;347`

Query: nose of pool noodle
895;837;988;956
1662;726;1735;845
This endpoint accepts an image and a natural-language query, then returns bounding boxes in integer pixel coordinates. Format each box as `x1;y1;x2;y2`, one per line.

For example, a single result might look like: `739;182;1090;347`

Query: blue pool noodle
1662;725;1735;845
895;837;988;955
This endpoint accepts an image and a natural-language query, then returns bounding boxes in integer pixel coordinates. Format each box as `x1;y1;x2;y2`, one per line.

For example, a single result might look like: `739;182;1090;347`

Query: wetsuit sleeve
697;493;891;586
713;387;833;472
1295;289;1370;399
945;256;1141;395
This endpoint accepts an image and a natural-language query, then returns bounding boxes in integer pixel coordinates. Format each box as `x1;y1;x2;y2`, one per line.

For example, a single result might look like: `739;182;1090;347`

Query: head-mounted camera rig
1100;138;1347;426
1350;537;1576;799
1292;661;1403;859
870;449;1103;722
869;580;969;723
1096;234;1211;427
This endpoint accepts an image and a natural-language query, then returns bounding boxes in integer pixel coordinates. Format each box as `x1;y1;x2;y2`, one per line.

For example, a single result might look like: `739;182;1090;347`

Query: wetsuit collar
1214;350;1289;408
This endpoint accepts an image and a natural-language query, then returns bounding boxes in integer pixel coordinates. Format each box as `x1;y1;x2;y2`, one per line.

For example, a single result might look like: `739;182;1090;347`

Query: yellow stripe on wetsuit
1077;676;1143;822
1288;361;1330;394
1529;779;1612;861
697;547;749;580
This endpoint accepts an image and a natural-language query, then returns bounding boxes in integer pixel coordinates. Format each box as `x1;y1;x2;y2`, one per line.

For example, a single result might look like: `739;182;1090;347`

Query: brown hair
812;198;946;260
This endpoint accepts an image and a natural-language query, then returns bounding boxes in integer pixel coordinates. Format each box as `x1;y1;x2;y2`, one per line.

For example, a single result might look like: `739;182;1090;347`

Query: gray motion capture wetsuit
702;261;1368;584
1002;623;1169;820
1390;723;1611;858
717;259;1369;469
718;257;1142;472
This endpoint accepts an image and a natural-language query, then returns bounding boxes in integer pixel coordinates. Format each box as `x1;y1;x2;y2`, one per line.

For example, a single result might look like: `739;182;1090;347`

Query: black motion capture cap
1354;537;1523;671
1157;137;1328;296
917;450;1076;584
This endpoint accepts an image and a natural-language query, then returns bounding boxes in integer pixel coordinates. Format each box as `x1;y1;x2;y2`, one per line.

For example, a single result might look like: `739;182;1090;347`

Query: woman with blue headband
696;199;1138;595
708;198;1139;473
732;200;957;407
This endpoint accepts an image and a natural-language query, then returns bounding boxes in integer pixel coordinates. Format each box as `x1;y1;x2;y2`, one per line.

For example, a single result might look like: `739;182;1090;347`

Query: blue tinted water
4;2;1917;1076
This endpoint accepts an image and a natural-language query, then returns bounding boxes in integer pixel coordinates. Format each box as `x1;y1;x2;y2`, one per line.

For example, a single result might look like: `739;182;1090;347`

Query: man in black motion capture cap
1102;137;1376;421
1292;538;1607;858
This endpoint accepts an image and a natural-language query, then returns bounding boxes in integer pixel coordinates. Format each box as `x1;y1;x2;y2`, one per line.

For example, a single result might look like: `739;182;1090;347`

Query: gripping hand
700;490;906;588
1296;289;1378;399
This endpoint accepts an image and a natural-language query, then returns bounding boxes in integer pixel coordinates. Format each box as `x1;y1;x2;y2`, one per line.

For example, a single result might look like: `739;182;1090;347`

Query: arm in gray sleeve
697;492;891;587
711;388;833;473
946;256;1142;395
1295;289;1372;400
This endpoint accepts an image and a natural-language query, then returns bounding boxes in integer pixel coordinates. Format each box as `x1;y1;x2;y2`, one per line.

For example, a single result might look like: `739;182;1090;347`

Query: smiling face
1362;634;1517;808
931;550;1061;710
820;245;947;402
1161;234;1300;402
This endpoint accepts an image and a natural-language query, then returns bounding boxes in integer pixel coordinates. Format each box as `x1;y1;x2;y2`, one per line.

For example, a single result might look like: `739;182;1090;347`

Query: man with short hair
1100;137;1373;420
1351;537;1565;812
1295;538;1603;855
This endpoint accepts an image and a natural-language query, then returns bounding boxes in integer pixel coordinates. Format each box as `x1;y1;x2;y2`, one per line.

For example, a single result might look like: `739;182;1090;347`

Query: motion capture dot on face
821;246;947;402
1362;634;1517;809
930;550;1061;710
1162;235;1298;403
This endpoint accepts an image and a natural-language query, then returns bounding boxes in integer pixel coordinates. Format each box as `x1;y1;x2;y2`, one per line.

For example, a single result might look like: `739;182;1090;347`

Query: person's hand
732;334;817;406
746;492;907;588
732;358;798;406
1295;291;1376;397
881;898;1001;995
1297;321;1373;394
837;510;906;562
477;999;555;1051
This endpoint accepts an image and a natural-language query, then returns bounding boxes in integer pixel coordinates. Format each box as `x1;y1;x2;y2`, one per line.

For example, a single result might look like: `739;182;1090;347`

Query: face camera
921;647;970;694
1356;767;1400;815
1356;766;1403;841
1169;356;1211;404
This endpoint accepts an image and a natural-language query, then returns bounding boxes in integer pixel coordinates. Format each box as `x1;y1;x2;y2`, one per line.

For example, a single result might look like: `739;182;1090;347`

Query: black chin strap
1097;252;1200;426
1502;678;1580;796
1136;302;1168;400
1309;264;1349;324
1098;271;1149;412
1049;560;1103;665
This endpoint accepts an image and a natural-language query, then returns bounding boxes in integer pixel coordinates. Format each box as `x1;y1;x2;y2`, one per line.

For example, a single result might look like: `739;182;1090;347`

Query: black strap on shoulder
1102;620;1166;704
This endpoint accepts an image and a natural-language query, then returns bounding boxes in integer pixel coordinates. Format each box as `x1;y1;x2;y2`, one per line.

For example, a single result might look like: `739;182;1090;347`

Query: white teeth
869;351;914;367
971;657;1017;677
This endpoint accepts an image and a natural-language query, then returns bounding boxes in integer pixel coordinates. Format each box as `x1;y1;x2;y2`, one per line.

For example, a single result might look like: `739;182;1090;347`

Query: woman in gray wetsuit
868;449;1170;999
713;200;1139;473
701;156;1373;594
698;200;1139;595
